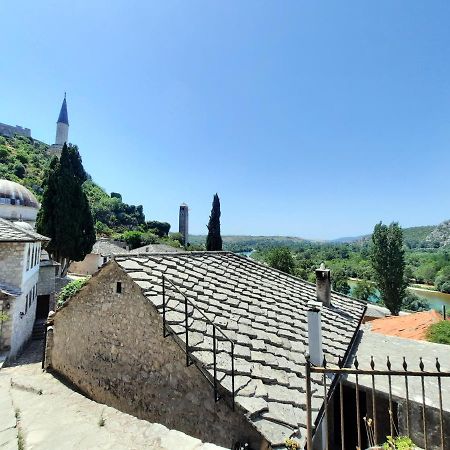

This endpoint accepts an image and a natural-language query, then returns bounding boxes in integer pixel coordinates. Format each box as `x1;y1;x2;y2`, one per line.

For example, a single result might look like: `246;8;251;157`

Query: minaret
48;93;69;157
179;203;189;246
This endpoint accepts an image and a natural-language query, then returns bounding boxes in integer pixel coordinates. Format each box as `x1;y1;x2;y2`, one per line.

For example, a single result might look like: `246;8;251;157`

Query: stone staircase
31;320;46;341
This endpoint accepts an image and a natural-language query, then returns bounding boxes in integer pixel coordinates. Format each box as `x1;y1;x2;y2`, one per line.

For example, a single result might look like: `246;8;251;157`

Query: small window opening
116;282;122;294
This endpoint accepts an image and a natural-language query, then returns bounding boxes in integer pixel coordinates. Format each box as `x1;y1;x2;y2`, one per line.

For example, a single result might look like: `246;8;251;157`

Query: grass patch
426;320;450;345
98;411;106;427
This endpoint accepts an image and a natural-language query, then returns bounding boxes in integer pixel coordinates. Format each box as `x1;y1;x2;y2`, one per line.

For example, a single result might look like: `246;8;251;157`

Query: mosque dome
0;179;40;223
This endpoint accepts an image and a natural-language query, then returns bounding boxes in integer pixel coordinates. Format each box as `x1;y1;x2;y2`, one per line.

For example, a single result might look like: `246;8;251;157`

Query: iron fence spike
419;357;424;372
386;356;391;370
403;356;408;371
436;357;441;372
370;355;375;370
354;355;359;369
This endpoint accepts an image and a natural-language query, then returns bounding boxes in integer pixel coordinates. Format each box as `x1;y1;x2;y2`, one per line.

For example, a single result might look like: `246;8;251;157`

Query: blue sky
1;1;450;239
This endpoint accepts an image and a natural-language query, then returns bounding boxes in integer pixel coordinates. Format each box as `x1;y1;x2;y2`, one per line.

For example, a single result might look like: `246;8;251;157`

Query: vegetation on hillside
0;135;52;197
426;320;450;345
0;135;170;238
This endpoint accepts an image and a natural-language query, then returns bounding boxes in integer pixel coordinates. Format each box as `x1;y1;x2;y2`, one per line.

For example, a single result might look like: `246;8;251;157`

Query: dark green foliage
57;278;88;306
36;144;95;274
352;280;376;302
426;320;450;345
371;222;407;315
83;181;146;232
115;230;159;250
206;193;222;251
146;221;171;237
332;269;351;295
265;248;295;275
401;292;430;312
110;192;122;201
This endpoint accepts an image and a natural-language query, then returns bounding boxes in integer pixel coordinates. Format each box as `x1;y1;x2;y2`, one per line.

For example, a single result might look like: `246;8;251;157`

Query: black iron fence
162;275;236;409
305;354;450;450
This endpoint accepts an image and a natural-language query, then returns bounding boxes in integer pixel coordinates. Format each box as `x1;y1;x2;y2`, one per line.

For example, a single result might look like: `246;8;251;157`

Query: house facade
0;218;49;359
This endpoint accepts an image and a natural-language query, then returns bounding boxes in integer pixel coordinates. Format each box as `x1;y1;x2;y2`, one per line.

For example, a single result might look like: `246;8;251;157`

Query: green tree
206;193;222;251
353;280;376;302
36;144;95;275
266;248;295;275
370;222;407;315
332;269;351;295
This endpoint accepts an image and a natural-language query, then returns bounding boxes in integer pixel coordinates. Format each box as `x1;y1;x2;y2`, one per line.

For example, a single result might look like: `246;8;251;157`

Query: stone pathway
0;342;225;450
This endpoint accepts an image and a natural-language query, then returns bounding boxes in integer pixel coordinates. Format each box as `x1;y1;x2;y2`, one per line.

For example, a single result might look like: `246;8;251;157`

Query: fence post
306;353;313;450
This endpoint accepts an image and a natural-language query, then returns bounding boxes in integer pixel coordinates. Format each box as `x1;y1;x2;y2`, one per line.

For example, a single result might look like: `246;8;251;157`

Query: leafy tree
353;280;376;302
266;248;295;275
370;222;407;315
36;144;95;275
401;292;430;312
332;269;351;295
206;193;222;251
146;221;171;237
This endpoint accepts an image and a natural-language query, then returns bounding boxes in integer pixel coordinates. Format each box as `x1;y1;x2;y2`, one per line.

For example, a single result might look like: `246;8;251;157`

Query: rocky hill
0;134;148;233
424;220;450;248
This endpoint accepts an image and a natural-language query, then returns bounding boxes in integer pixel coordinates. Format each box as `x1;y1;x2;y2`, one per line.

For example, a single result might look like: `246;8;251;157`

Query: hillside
424;220;450;248
189;235;306;251
0;135;149;233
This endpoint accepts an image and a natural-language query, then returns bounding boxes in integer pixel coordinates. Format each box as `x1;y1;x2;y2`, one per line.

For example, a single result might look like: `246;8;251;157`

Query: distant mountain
331;235;366;243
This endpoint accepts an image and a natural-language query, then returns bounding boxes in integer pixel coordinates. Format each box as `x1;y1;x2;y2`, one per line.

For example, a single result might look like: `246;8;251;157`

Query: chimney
307;300;324;366
316;263;331;307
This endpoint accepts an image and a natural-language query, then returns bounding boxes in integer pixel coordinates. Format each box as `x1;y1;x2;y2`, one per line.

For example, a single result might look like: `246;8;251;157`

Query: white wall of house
0;241;41;358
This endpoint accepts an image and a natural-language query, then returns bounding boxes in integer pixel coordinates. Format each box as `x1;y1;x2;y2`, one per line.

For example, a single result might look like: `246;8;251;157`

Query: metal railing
162;275;235;408
305;354;450;450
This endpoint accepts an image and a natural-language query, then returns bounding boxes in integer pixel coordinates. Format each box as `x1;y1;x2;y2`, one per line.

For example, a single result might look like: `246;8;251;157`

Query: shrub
13;163;26;178
401;292;430;312
382;435;416;449
16;151;29;164
0;146;10;162
57;278;89;306
426;320;450;345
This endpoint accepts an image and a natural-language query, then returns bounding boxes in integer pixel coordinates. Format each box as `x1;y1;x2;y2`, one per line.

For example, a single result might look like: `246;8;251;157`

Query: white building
48;93;69;157
0;218;49;359
0;179;40;225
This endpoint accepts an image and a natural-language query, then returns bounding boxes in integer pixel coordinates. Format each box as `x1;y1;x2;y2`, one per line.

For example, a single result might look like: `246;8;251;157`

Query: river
348;280;450;312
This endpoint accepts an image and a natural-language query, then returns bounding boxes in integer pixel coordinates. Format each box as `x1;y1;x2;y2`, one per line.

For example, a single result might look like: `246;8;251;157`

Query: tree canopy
36;144;95;275
370;222;407;315
206;193;222;251
265;247;295;275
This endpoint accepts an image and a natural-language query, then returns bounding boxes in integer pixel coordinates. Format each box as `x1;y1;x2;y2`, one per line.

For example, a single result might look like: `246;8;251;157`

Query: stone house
129;243;183;254
68;238;127;275
45;252;366;449
0;218;49;359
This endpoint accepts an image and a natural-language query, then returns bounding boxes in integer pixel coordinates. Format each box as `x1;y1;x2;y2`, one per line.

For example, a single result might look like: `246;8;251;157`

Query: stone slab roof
92;239;127;256
349;329;450;412
129;243;183;254
0;218;49;243
114;252;366;447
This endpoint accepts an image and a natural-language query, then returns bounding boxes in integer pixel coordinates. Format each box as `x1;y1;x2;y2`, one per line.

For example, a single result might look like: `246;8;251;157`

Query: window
116;282;122;294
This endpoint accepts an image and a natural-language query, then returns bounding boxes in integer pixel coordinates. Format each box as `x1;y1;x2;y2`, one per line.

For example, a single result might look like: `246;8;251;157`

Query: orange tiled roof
370;310;444;341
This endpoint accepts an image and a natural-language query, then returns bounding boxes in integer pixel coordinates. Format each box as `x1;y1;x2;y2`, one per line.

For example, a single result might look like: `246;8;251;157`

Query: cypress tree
36;144;95;275
370;222;407;315
206;193;222;251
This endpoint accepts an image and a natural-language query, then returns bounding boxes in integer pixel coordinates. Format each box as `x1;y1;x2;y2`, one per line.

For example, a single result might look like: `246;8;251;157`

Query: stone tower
179;203;189;246
48;93;69;157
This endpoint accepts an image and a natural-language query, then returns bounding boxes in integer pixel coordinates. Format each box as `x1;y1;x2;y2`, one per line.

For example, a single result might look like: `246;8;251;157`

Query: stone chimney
316;263;331;307
307;300;324;366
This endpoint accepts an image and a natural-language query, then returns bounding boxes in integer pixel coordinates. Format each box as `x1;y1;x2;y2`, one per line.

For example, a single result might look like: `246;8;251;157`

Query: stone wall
0;293;13;351
0;122;31;138
49;261;266;449
69;253;101;275
0;242;25;288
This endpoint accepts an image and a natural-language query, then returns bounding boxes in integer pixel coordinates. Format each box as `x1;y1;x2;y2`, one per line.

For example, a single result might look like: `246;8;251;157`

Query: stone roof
114;252;366;447
349;329;450;412
92;239;127;256
0;218;50;243
129;243;183;254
